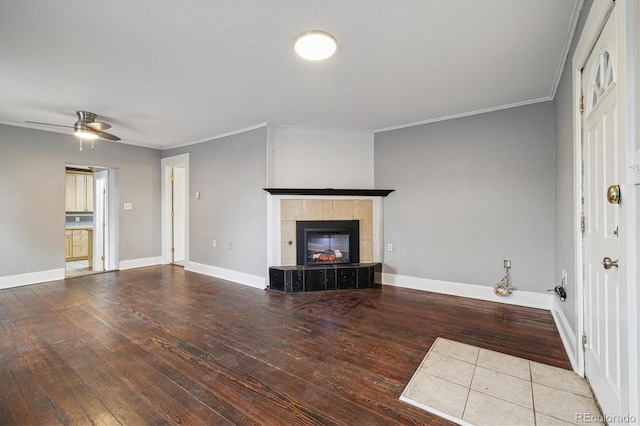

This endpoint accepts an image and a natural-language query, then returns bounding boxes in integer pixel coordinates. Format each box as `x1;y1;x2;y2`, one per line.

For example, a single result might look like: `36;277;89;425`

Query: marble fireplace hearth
268;263;381;293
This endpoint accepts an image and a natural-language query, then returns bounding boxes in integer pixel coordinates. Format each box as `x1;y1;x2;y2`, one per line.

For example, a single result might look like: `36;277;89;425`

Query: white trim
551;297;580;373
186;261;266;290
0;121;165;150
0;269;65;289
374;97;552;134
161;153;190;266
118;257;162;270
162;122;268;150
573;1;615;69
382;273;552;310
550;0;585;99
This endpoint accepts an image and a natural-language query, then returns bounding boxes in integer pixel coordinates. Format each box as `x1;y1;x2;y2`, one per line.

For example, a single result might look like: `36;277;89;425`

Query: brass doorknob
607;185;621;204
602;257;619;269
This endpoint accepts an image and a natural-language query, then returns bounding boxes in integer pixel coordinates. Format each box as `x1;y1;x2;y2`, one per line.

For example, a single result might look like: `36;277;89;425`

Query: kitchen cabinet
65;228;93;264
65;230;72;259
66;172;93;212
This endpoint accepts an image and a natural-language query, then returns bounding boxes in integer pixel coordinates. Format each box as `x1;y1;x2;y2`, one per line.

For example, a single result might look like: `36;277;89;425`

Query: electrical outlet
212;239;217;247
123;202;133;210
562;269;567;283
196;191;201;199
227;241;232;250
387;243;393;252
75;217;80;222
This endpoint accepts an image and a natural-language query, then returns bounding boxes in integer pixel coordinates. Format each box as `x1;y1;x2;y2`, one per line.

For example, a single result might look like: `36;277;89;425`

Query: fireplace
266;194;392;293
296;220;360;266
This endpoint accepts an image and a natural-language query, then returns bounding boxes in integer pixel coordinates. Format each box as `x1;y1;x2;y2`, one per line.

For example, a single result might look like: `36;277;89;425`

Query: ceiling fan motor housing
74;111;99;138
76;111;97;123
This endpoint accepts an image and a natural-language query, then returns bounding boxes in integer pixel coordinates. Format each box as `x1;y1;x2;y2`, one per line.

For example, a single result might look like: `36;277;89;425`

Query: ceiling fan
27;111;121;141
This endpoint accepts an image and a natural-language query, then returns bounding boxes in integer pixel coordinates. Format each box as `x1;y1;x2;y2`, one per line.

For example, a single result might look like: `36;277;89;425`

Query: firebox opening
307;230;350;264
296;220;359;266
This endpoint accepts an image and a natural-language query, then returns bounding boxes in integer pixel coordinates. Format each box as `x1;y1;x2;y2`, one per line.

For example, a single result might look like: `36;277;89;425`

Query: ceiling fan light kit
74;126;99;140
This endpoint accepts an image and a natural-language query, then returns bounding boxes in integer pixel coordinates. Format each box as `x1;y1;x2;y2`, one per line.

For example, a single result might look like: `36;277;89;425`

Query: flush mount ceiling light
294;30;337;61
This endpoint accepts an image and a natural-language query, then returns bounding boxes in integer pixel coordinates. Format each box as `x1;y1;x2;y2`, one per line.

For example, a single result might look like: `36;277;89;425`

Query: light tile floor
66;260;95;278
401;337;604;426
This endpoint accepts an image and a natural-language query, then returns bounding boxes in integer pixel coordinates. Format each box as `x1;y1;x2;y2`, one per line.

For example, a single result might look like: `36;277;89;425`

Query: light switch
196;191;201;199
124;202;133;210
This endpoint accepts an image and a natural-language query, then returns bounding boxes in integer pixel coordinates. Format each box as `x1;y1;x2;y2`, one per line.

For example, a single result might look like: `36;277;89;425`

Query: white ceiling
0;0;581;150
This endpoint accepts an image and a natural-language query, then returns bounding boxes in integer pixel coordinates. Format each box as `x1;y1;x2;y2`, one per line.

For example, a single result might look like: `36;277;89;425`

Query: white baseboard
0;268;65;289
382;273;553;310
551;297;581;373
186;261;266;290
118;256;163;270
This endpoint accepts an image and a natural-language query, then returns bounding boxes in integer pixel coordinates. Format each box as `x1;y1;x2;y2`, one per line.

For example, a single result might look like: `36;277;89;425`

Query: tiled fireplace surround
266;195;385;292
279;198;374;265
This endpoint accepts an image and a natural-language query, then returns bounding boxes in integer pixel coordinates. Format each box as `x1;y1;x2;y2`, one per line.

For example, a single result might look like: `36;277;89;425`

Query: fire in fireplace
296;220;360;266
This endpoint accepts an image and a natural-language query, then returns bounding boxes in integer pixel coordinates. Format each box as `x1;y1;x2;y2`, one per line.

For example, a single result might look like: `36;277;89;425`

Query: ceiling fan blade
25;121;73;129
97;131;121;141
87;121;111;131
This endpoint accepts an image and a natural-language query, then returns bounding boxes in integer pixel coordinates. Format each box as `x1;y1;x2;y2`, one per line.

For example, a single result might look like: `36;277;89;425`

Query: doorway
65;164;117;277
574;1;637;421
161;154;189;266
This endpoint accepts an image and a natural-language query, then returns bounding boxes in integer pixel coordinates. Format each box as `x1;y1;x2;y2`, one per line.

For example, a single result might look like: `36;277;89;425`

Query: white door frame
93;169;109;271
161;153;190;265
100;167;119;271
171;166;186;263
572;0;638;419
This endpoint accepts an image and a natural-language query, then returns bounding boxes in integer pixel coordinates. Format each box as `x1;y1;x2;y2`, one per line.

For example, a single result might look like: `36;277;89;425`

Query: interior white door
172;166;186;263
582;7;627;419
93;170;108;271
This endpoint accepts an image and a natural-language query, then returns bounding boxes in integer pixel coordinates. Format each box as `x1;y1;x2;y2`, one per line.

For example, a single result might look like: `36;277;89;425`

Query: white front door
582;6;628;419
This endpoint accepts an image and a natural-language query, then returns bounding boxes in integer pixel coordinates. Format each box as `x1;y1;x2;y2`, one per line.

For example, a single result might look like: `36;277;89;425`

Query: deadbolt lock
607;185;621;204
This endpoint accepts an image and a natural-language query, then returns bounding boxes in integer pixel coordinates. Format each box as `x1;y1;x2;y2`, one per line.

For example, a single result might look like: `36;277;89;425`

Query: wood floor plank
47;334;171;425
14;314;115;425
11;287;55;315
0;290;31;319
5;352;64;425
0;325;35;425
0;265;572;425
0;360;36;426
78;333;223;426
61;302;282;425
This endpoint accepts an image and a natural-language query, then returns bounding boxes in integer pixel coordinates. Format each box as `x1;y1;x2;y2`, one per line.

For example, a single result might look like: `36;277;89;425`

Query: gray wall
163;127;267;277
0;124;162;277
375;102;556;293
554;0;593;333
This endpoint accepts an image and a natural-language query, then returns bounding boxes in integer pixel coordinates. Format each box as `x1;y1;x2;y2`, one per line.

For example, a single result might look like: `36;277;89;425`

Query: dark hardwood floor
0;265;570;425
